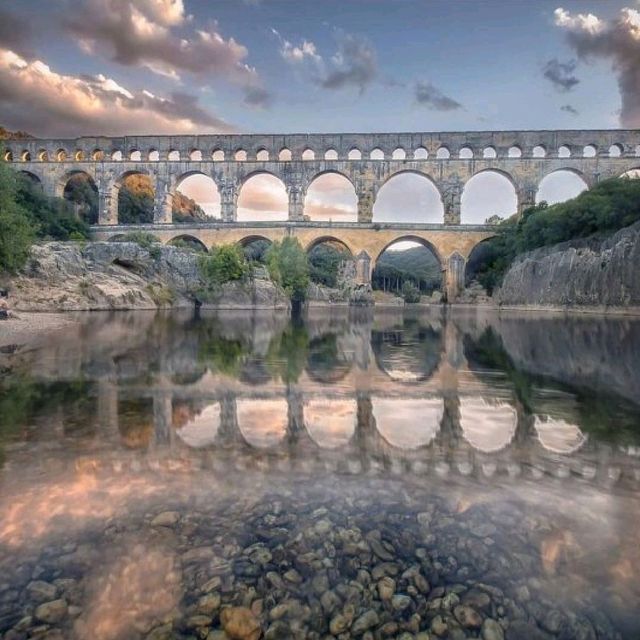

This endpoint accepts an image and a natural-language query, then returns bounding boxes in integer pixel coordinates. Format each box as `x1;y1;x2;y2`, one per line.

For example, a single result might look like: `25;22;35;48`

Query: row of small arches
6;143;638;164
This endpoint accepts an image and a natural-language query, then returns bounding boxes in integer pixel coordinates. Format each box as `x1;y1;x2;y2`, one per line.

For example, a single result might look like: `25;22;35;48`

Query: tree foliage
198;244;249;287
401;281;421;303
470;177;640;293
308;243;350;287
118;174;155;224
266;237;310;302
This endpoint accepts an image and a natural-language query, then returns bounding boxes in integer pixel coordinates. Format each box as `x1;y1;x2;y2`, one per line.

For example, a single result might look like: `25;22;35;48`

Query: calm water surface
1;308;639;640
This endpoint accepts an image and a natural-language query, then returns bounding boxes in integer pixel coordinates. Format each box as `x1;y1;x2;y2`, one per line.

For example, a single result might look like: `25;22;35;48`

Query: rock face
8;242;289;312
497;222;640;310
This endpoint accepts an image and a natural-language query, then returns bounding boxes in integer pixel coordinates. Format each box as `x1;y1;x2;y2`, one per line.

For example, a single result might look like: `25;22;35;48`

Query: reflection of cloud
305;399;356;448
373;397;442;449
237;398;288;448
534;416;586;454
76;546;182;640
459;397;517;453
175;402;221;448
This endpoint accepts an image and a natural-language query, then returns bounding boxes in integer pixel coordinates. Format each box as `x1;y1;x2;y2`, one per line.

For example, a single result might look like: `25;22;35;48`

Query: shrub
198;244;249;287
117;231;161;250
266;237;310;302
401;281;421;303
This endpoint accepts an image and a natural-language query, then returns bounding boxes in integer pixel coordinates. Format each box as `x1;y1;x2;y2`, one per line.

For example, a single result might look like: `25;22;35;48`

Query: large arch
116;170;156;224
373;171;444;223
60;170;99;224
372;236;443;297
175;172;220;221
167;234;208;253
536;169;588;205
17;170;43;188
304;171;357;222
237;172;288;222
464;237;499;293
461;169;518;224
238;235;273;263
306;237;354;288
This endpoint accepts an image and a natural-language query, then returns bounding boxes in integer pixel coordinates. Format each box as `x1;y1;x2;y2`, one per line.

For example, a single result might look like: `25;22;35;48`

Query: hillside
373;245;441;291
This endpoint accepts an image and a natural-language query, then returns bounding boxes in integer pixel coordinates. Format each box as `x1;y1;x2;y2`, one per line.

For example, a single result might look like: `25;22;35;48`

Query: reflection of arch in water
534;416;586;454
371;322;442;382
460;397;517;453
306;333;353;383
173;400;221;448
237;398;288;448
304;398;357;448
372;397;443;449
118;398;154;449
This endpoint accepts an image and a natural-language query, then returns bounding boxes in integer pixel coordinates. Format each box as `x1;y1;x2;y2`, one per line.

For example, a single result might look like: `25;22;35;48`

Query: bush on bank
266;237;310;302
472;177;640;293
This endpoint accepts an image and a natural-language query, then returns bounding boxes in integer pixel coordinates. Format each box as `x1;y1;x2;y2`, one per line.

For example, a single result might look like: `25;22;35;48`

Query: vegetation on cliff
266;238;310;303
470;177;640;293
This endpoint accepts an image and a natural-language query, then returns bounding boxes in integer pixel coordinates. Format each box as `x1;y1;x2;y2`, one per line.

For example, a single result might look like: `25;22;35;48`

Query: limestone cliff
7;242;289;312
497;222;640;310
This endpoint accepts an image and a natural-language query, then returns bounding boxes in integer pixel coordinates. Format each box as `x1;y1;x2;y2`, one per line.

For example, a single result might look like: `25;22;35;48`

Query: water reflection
1;309;640;638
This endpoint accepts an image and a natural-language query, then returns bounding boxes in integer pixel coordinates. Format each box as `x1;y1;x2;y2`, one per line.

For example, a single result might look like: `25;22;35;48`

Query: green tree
266;237;310;302
401;281;421;303
198;244;249;286
0;161;35;273
308;243;350;287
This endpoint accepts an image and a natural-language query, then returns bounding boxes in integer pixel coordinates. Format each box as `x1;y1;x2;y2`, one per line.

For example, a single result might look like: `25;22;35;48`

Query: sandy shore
0;312;79;349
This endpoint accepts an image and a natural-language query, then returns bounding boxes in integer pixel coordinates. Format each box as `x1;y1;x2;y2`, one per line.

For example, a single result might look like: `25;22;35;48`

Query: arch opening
532;145;546;158
436;147;450;159
148;149;159;161
256;149;269;161
167;235;208;253
175;173;220;221
372;397;443;449
583;145;596;158
279;148;292;161
304;172;357;222
414;147;428;160
372;237;442;300
370;148;384;160
464;238;499;296
461;170;517;225
483;146;497;159
308;238;353;288
348;148;361;160
110;150;122;161
558;145;571;158
237;173;288;221
130;150;141;161
392;148;406;160
536;170;588;205
373;172;444;223
212;149;224;161
117;172;155;224
609;144;622;158
508;146;522;158
302;148;315;161
237;398;288;449
324;149;338;160
459;146;473;159
190;149;202;161
62;171;98;224
304;399;356;449
240;236;272;263
168;150;180;161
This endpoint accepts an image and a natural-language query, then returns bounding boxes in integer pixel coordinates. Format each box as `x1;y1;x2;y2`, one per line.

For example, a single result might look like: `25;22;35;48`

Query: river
1;308;639;640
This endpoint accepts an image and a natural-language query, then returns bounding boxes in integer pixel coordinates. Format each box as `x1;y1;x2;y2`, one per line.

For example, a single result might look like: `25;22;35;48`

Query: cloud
554;5;640;127
414;82;462;111
561;104;579;115
320;34;377;92
64;0;270;107
543;58;580;91
243;86;273;109
0;48;234;137
0;7;33;56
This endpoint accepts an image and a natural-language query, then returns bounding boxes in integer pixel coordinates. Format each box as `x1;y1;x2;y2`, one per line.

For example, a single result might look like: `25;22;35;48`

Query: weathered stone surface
8;242;288;312
498;222;640;310
34;599;67;624
220;606;261;640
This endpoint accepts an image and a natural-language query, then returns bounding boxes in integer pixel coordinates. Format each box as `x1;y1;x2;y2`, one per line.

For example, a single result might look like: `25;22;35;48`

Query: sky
0;0;636;225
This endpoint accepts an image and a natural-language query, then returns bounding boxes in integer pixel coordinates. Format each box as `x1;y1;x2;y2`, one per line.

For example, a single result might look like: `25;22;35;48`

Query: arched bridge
5;129;639;297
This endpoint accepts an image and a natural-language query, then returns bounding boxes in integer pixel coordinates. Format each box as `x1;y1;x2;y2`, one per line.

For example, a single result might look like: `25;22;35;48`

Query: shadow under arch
305;332;353;383
305;235;355;256
372;235;443;268
237;235;273;263
18;169;43;187
464;236;500;291
167;234;208;253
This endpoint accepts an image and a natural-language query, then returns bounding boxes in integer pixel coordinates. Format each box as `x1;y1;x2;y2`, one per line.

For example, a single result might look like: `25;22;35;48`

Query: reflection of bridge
6;130;639;298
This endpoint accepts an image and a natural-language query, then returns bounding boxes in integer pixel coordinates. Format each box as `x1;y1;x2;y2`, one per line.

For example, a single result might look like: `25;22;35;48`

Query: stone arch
237;171;288;221
508;146;522;158
460;397;517;453
148;149;159;161
74;150;85;162
583;144;597;158
37;149;49;162
3;149;13;162
256;148;269;161
91;149;104;161
278;148;292;161
373;235;443;269
236;398;288;449
60;170;99;224
212;149;224;161
461;168;518;224
370;148;384;160
414;146;428;159
483;146;497;159
436;146;450;159
348;148;361;160
168;149;180;161
190;149;202;161
175;171;220;220
532;145;546;158
115;169;156;224
238;235;273;262
392;147;406;160
620;167;640;178
302;148;315;161
110;150;122;161
609;143;623;158
21;150;31;162
303;399;357;449
373;170;444;223
235;149;247;161
459;146;474;159
305;235;355;256
167;234;208;252
130;149;141;161
324;148;338;160
464;236;499;293
536;168;588;205
304;170;357;222
557;144;571;158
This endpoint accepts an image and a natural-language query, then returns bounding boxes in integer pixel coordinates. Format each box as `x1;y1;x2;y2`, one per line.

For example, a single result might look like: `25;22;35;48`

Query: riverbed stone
26;581;57;603
351;609;379;635
151;511;181;527
482;618;505;640
378;576;396;600
220;606;261;640
34;599;67;624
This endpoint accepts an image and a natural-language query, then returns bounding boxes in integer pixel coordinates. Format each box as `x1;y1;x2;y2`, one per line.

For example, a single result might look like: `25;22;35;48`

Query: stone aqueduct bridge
5;129;640;297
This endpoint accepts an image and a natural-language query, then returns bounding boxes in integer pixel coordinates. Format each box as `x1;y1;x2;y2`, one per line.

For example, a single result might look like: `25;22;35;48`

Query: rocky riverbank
3;242;289;312
497;222;640;312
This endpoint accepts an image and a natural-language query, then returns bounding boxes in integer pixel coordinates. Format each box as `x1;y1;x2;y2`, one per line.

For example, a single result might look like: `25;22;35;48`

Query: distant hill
0;126;34;140
373;245;441;292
